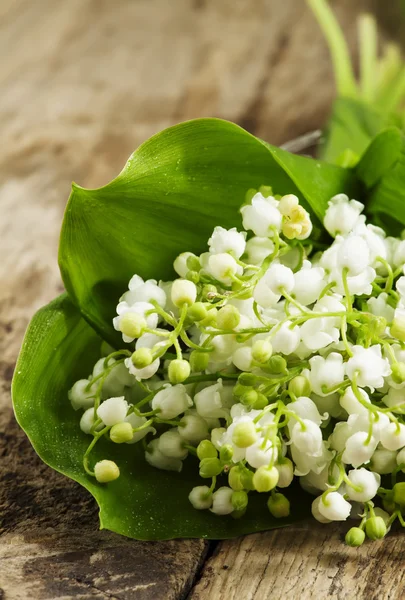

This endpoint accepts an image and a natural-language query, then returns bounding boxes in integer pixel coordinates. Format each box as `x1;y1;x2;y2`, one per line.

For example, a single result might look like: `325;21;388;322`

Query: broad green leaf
363;130;405;233
320;97;401;164
12;295;311;540
59;118;359;344
356;127;402;189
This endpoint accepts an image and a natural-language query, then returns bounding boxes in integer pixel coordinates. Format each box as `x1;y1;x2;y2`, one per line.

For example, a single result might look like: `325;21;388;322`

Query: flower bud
188;302;208;322
393;481;405;506
228;466;244;491
252;393;269;410
110;422;134;444
392;362;405;384
240;388;258;407
199;457;223;478
231;490;248;511
186;270;200;284
178;414;209;444
238;372;257;386
233;383;250;397
288;375;311;398
390;308;405;342
278;194;299;216
240;469;255;491
217;305;241;330
201;284;217;300
258;185;273;198
220;444;234;463
171;279;197;307
345;527;365;547
232;421;258;448
131;347;153;369
267;493;290;518
168;359;191;384
200;307;218;327
231;508;247;519
253;466;279;492
382;492;396;514
188;486;212;510
94;460;120;483
174;252;198;278
190;350;210;373
186;254;201;272
276;458;294;488
197;440;218;460
119;312;147;338
365;516;387;540
268;355;287;374
252;339;273;363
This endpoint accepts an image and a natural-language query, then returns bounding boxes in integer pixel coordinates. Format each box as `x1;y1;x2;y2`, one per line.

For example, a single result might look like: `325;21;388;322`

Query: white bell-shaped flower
370;447;397;474
69;379;96;411
125;356;160;380
323;194;365;238
288;397;323;433
240;193;282;237
97;396;128;427
244;236;274;265
271;321;300;355
253;278;280;308
339;386;371;416
122;274;166;308
261;263;295;296
329;421;352;453
158;430;188;459
345;468;381;502
342;431;377;467
308;353;345;396
354;222;387;266
311;496;332;523
80;407;104;434
188;486;213;510
194;381;228;419
346;344;391;390
383;386;405;410
178;413;209;444
291;420;323;456
174;252;197;278
208;226;246;258
113;301;158;343
210;487;234;515
145;439;183;472
207;253;242;285
151;384;192;419
125;412;156;444
293;261;325;306
318;491;352;521
336;235;371;277
367;292;395;323
379;422;405;451
245;438;278;469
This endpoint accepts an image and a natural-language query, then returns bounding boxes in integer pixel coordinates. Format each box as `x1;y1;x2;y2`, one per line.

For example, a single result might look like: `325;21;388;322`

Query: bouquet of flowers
13;0;405;546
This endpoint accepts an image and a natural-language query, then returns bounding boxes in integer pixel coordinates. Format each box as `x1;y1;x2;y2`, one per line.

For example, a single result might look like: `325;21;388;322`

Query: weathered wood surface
0;1;403;599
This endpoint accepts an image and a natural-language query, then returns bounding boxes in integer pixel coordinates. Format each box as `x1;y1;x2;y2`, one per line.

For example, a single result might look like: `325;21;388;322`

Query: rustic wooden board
0;0;403;598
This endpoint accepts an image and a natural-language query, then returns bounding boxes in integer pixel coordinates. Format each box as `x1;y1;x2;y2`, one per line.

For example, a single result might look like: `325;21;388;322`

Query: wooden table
1;1;405;598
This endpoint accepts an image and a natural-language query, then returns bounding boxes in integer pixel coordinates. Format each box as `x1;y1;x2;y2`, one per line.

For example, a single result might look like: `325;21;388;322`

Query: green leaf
12;294;311;540
320;97;402;164
356;127;403;189
59;118;359;344
361;129;405;232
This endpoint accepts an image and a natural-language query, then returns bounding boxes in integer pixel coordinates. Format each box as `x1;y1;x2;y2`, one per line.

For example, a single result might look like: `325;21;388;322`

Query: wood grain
0;0;403;599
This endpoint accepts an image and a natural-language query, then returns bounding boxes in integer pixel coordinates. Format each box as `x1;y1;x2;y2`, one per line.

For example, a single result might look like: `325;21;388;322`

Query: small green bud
240;389;258;407
288;375;311;398
258;185;273;198
186;254;201;272
110;422;133;444
245;188;257;203
370;315;387;338
391;309;405;342
365;516;387;540
253;466;279;493
231;507;247;519
197;440;218;460
233;383;250;398
189;350;210;372
267;492;290;518
94;460;120;483
201;284;217;300
217;305;241;330
392;362;405;384
240;469;255;491
393;482;405;506
345;527;365;547
252;339;273;363
131;347;153;369
200;307;218;327
238;372;257;386
231;490;248;511
120;312;147;338
252;392;269;410
232;421;258;448
199;457;223;478
268;355;287;374
188;302;208;322
186;270;200;284
168;359;191;384
228;466;244;491
382;492;396;514
220;444;234;463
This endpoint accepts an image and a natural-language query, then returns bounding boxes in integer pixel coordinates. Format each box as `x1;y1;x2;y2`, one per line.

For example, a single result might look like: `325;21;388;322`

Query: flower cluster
69;186;405;545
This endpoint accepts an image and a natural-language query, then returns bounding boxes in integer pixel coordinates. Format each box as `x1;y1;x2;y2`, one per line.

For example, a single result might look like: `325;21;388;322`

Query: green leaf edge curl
58;117;360;345
12;294;312;540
